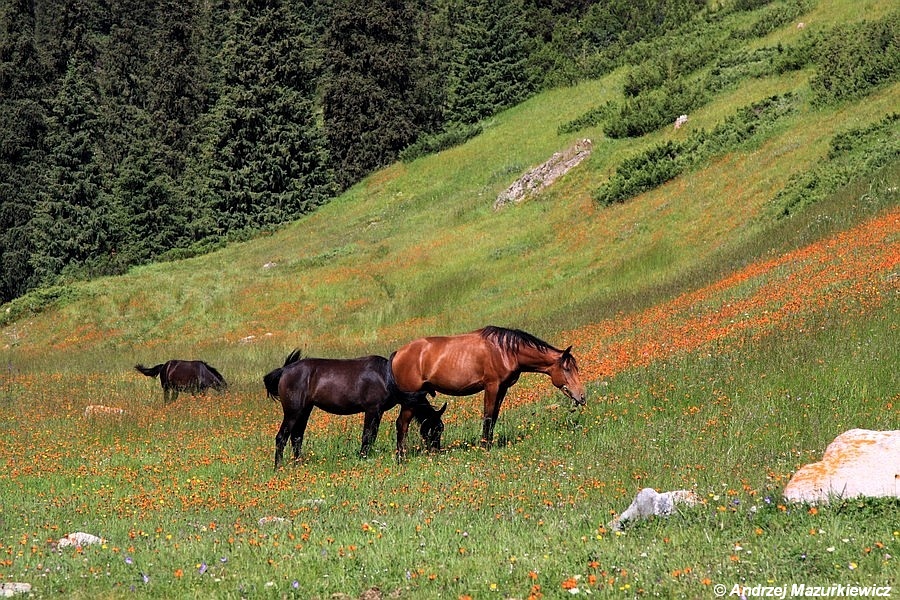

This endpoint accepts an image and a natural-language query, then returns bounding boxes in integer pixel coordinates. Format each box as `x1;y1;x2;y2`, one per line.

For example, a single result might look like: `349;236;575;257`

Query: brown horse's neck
513;345;560;374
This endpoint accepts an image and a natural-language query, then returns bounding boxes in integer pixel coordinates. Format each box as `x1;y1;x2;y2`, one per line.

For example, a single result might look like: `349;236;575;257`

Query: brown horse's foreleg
481;385;508;448
395;406;414;462
360;410;382;458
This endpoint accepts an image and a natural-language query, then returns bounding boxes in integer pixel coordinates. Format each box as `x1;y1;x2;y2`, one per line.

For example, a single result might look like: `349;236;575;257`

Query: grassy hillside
1;0;898;597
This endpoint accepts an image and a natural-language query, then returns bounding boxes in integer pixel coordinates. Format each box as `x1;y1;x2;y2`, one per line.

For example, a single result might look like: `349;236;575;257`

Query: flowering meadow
0;196;896;598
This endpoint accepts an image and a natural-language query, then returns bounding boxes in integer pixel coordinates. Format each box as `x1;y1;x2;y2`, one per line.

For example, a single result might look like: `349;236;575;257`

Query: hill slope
0;1;898;597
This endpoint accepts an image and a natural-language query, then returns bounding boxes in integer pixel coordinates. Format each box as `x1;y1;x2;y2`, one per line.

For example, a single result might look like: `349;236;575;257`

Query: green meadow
1;0;898;597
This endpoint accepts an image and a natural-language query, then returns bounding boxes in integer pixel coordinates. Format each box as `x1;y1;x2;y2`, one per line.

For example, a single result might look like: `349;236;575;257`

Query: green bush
557;101;618;135
560;0;816;138
604;79;709;139
810;13;900;105
730;0;813;40
596;94;797;205
0;285;86;328
771;113;900;217
399;123;484;163
595;141;687;205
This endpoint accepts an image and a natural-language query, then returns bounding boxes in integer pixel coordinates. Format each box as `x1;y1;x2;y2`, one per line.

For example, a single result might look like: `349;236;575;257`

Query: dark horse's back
264;353;394;408
265;350;427;408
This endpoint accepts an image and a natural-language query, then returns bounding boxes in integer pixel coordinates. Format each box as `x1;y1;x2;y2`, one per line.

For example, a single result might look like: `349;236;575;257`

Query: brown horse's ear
437;402;448;416
562;346;573;357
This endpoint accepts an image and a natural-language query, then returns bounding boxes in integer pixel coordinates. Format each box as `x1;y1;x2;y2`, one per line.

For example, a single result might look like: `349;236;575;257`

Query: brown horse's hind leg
360;410;382;458
395;406;414;462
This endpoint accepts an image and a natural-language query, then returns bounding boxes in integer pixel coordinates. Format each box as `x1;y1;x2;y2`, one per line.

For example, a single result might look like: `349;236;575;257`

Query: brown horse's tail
263;349;303;401
134;364;164;379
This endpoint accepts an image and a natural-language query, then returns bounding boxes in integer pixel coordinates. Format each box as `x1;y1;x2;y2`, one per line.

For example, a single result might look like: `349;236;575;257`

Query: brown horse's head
549;346;586;406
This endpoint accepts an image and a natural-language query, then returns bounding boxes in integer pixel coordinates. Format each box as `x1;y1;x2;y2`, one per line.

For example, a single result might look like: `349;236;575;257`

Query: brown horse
263;350;446;469
390;326;586;447
135;360;227;403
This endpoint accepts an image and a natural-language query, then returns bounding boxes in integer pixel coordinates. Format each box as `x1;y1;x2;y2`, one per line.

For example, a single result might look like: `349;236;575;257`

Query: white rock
493;139;592;210
784;429;900;503
83;405;125;418
57;532;105;549
0;583;32;597
608;488;700;530
258;516;290;527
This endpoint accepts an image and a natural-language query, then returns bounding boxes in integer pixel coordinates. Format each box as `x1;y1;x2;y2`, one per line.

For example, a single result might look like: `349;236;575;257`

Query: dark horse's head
410;396;447;451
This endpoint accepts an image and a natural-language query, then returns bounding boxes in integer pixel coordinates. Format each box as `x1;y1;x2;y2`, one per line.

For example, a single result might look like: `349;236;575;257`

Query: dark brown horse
263;350;446;469
390;326;586;447
134;360;227;403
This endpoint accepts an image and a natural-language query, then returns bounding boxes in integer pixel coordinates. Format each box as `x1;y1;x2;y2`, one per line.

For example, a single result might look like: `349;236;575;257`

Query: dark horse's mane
480;325;576;368
201;361;226;383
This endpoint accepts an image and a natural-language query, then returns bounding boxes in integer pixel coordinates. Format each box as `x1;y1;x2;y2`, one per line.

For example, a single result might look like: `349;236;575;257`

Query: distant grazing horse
390;326;586;447
134;360;227;403
263;350;446;469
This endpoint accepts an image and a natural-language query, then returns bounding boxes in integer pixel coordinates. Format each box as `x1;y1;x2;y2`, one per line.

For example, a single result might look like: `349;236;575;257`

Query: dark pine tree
0;0;51;302
189;0;335;234
28;58;118;285
322;0;433;189
442;0;537;126
97;0;210;265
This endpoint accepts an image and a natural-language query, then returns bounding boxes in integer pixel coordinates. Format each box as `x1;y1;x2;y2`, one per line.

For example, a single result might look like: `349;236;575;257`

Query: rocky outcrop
493;139;592;210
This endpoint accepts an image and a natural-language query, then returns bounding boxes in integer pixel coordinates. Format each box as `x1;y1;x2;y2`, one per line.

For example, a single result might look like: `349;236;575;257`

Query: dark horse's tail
385;352;408;400
263;349;303;402
387;352;432;401
134;364;164;379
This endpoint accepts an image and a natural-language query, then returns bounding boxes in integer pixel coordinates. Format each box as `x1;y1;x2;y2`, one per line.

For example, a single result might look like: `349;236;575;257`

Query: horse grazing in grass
390;326;586;447
135;360;227;404
263;350;446;469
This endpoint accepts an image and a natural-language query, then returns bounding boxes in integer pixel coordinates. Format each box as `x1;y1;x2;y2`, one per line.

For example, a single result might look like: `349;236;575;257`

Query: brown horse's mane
479;326;557;355
479;326;577;369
